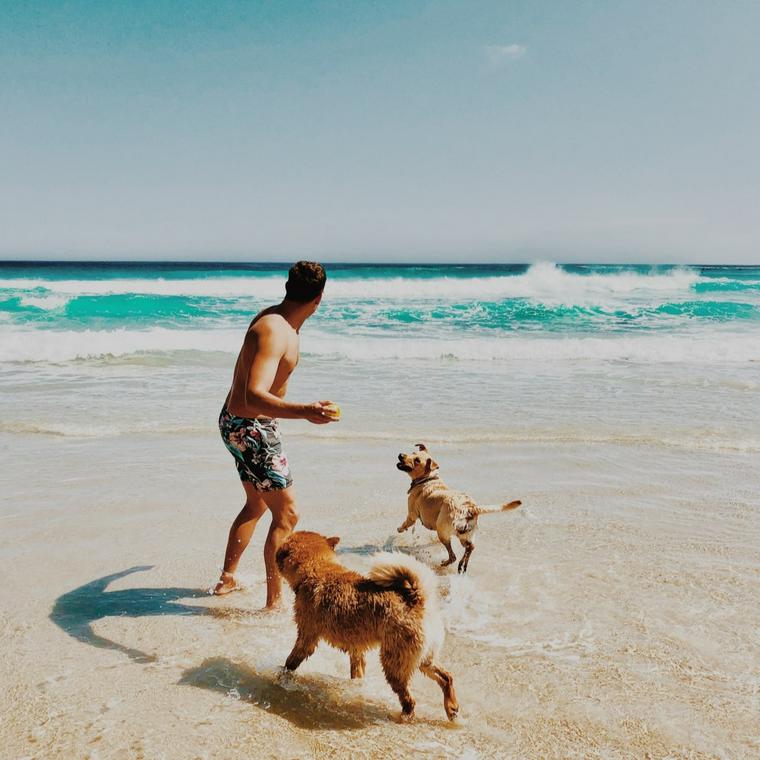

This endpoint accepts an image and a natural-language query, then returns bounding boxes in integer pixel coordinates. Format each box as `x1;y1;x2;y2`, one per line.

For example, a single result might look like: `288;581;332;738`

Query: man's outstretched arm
243;321;333;423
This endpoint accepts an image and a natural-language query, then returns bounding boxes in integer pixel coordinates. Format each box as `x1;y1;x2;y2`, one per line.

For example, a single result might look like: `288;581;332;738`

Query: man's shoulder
249;308;288;331
247;311;290;344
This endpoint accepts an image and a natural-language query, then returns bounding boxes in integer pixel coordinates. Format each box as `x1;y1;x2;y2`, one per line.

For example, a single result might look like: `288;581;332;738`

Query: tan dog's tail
475;500;522;516
368;552;438;608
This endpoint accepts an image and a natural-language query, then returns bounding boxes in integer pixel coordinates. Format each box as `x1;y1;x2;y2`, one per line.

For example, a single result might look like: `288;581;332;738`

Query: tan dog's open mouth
396;454;412;472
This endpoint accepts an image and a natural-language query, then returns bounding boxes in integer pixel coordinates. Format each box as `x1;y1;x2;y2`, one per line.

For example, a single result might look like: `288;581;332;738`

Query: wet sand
2;431;759;759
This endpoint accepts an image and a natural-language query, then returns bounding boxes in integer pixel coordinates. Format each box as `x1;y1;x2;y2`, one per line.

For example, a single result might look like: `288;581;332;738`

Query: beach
2;262;760;759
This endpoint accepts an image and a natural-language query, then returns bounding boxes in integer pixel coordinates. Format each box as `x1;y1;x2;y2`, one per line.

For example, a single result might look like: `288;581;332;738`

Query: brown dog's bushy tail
475;499;522;516
367;553;438;608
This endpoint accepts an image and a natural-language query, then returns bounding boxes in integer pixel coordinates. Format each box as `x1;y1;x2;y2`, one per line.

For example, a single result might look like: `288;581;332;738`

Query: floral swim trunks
218;406;293;491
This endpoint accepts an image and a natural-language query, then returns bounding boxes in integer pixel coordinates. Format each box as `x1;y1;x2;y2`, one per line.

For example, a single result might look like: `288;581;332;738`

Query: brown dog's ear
415;443;428;452
326;536;340;549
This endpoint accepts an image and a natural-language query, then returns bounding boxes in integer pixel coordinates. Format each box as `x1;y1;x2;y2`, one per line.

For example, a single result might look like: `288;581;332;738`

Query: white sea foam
0;327;241;363
0;263;702;304
0;276;285;300
443;575;597;659
18;293;71;310
1;325;759;364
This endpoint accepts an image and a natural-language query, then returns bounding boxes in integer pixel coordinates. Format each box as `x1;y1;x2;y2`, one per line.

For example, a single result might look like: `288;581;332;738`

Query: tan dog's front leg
285;631;318;671
397;514;416;533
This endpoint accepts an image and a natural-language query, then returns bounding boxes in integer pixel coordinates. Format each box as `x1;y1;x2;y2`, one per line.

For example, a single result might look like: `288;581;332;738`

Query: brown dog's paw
397;710;416;723
446;704;459;721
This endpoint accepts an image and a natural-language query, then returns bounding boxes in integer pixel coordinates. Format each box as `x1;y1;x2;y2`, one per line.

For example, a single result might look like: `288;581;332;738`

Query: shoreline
3;419;760;459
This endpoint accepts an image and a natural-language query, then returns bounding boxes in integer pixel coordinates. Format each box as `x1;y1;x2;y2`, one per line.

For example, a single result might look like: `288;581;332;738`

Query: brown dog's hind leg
457;541;473;573
387;678;415;721
420;660;459;720
380;644;417;720
349;651;366;679
285;632;318;671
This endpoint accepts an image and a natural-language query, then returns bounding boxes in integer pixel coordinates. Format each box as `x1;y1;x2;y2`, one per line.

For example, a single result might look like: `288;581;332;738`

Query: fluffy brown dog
397;443;522;573
276;531;459;722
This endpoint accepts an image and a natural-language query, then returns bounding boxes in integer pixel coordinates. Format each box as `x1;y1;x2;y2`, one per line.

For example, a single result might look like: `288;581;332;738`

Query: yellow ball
325;403;341;419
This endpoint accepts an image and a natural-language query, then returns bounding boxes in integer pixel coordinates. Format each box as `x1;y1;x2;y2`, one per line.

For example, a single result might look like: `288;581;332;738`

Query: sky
1;1;758;263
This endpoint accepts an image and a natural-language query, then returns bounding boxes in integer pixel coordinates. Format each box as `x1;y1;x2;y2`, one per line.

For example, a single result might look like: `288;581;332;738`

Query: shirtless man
214;261;337;607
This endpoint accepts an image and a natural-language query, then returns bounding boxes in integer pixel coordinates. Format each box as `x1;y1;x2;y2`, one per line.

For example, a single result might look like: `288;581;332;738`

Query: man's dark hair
285;261;326;303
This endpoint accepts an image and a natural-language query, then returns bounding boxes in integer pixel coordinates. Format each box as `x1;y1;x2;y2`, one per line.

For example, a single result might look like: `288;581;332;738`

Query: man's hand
304;400;340;425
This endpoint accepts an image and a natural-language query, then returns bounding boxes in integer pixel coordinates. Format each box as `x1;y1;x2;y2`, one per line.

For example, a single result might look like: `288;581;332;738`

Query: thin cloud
484;44;527;68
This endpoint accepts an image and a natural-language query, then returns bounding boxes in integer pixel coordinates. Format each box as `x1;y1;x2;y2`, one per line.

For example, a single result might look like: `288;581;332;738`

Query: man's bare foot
212;571;240;596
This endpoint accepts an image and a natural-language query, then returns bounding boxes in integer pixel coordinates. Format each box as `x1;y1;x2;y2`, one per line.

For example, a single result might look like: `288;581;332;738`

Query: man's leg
214;482;268;595
261;486;299;609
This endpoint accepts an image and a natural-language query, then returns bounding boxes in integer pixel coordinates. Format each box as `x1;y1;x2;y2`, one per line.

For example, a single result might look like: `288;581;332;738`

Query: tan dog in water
396;444;522;573
276;531;459;722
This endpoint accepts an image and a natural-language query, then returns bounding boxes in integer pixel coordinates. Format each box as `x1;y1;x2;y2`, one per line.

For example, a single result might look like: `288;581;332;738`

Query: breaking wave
0;263;708;304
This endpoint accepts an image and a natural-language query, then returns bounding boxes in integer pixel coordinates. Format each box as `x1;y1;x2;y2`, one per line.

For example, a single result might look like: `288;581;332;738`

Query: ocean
2;261;759;758
2;261;760;357
1;261;758;449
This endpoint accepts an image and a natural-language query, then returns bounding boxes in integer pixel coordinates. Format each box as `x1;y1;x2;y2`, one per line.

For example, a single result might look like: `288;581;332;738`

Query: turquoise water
1;263;759;335
1;261;759;363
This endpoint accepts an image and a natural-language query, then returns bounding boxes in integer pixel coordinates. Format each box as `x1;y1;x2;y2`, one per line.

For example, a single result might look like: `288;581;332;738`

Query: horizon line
1;259;757;268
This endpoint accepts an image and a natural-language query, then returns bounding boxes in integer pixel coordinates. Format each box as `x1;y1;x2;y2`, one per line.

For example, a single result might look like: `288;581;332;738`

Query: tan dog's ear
415;443;428;452
326;536;340;549
424;457;439;474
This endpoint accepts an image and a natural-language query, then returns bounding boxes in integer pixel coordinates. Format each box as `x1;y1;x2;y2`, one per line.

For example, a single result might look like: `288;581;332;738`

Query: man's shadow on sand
50;566;246;664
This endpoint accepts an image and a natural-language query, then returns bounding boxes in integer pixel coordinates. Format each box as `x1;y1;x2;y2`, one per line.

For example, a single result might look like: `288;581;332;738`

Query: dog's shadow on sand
336;534;399;556
50;566;247;664
337;534;453;577
179;657;391;730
